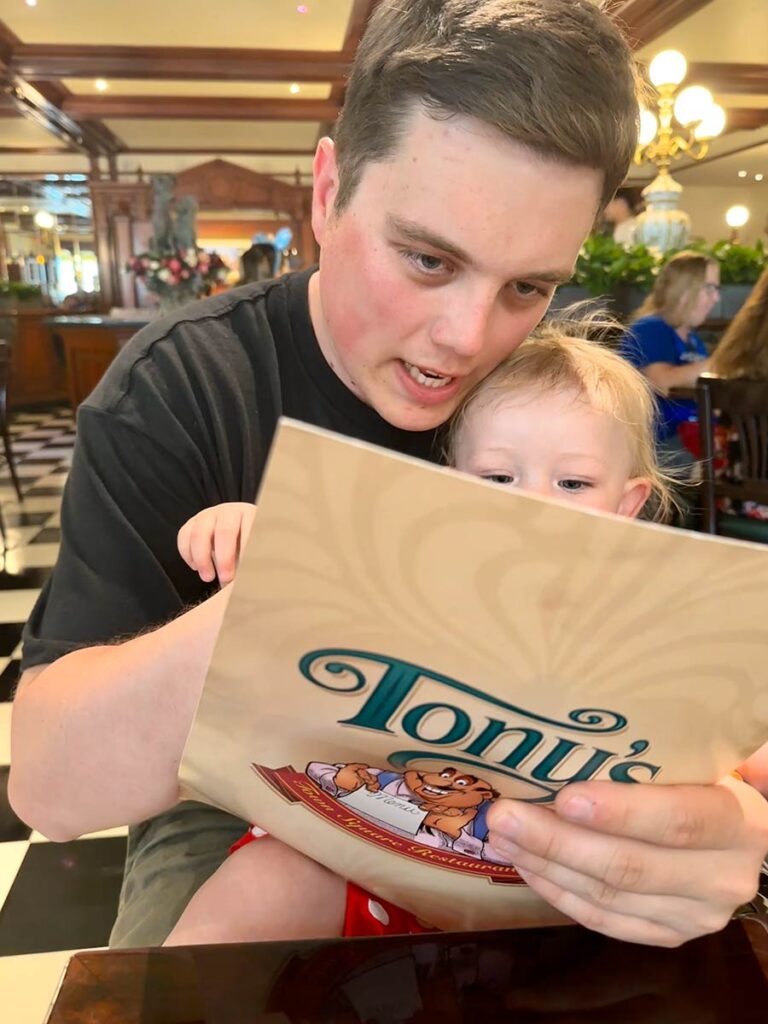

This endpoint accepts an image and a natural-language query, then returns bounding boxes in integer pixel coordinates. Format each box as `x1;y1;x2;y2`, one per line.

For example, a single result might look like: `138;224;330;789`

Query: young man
10;0;768;949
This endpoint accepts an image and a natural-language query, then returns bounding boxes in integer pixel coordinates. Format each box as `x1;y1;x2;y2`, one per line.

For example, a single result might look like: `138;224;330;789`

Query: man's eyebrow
388;215;471;264
387;214;573;284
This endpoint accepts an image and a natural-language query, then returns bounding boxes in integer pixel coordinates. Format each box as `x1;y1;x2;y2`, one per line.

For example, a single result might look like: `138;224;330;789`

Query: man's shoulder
85;276;296;418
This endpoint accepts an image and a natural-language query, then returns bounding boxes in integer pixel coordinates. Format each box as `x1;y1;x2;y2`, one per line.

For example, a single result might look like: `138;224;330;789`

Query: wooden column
89;172;152;311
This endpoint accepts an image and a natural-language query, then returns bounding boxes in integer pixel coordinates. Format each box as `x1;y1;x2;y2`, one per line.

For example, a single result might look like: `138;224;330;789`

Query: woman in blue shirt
620;251;720;472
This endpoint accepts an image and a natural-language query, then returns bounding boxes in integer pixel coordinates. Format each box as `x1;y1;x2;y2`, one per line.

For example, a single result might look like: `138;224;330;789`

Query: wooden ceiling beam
62;95;339;122
723;108;768;134
688;63;768;95
127;147;316;156
0;19;19;65
0;146;77;155
12;44;349;85
611;0;717;50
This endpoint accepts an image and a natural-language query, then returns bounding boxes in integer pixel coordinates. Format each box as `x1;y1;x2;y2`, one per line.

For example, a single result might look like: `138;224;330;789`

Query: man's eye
511;281;546;299
404;250;447;274
559;479;590;492
482;473;514;485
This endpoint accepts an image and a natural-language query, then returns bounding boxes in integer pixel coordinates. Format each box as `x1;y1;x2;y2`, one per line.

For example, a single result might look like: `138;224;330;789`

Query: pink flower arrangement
127;248;230;297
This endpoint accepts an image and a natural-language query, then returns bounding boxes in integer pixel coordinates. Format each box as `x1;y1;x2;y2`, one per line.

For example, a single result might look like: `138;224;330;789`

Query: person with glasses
620;251;720;474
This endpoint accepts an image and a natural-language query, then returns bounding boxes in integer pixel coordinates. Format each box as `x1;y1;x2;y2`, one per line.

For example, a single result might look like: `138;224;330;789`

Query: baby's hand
177;502;257;586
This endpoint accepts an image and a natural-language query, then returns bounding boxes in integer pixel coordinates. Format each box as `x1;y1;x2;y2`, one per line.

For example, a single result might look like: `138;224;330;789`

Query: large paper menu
179;418;768;931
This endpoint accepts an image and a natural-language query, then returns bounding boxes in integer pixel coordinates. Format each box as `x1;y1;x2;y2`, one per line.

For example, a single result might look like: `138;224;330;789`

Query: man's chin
374;395;459;434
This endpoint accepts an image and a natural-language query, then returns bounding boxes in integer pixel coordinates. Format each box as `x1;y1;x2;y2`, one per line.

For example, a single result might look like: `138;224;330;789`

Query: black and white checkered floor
0;407;128;1021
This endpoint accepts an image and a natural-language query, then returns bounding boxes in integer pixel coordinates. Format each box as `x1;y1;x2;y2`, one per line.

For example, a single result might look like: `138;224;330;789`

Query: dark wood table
46;917;768;1022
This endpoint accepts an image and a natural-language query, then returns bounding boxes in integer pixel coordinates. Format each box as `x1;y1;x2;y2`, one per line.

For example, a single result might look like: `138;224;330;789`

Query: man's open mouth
403;361;455;389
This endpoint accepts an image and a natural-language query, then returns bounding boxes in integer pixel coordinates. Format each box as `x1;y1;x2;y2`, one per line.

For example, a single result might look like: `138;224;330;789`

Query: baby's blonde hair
448;307;674;522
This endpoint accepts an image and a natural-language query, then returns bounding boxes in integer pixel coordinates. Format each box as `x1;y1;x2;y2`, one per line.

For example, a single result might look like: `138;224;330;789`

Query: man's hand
177;502;257;586
486;775;768;947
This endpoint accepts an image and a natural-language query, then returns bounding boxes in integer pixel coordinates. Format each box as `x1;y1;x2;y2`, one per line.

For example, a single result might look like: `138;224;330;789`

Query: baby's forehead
464;382;600;425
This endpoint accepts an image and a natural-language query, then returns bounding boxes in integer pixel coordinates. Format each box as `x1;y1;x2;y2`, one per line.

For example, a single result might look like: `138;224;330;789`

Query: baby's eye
482;473;514;485
558;479;591;492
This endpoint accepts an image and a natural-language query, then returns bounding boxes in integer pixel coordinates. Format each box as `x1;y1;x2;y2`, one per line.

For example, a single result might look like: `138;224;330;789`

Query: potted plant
0;281;45;310
709;240;766;318
551;236;656;318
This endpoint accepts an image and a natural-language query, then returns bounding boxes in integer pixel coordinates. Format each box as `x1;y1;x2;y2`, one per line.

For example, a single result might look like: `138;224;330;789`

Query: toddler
168;317;672;946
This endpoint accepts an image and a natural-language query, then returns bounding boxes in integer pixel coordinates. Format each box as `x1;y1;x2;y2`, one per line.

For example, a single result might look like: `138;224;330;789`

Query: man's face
309;108;603;431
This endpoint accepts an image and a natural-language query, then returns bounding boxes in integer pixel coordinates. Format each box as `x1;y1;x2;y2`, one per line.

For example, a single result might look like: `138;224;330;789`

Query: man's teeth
404;361;453;389
423;785;449;795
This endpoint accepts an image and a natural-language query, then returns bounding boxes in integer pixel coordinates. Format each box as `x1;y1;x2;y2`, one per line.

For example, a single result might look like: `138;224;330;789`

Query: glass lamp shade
33;210;55;230
674;86;714;126
694;104;726;140
726;205;750;229
638;108;659;146
649;50;687;88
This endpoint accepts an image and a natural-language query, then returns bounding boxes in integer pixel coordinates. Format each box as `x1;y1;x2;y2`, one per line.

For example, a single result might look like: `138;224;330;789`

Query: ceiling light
649;49;687;88
638;108;658;146
756;174;765;182
95;79;109;92
21;205;30;213
726;205;750;229
297;4;309;12
674;85;714;127
693;103;725;140
25;0;38;7
34;210;55;230
738;170;748;178
289;83;300;95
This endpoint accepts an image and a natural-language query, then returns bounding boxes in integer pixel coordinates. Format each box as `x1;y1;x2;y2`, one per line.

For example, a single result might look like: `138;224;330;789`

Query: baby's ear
618;477;652;519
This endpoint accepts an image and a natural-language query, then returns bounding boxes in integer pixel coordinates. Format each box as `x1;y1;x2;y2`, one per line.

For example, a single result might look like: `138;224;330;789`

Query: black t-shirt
22;269;438;670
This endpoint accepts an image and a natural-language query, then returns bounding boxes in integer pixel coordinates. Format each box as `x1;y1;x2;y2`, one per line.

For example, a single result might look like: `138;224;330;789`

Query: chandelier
635;49;726;173
632;50;726;253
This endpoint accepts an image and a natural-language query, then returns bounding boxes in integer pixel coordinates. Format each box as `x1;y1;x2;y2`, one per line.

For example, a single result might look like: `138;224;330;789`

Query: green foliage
708;240;766;285
572;236;768;293
571;235;657;295
0;281;43;301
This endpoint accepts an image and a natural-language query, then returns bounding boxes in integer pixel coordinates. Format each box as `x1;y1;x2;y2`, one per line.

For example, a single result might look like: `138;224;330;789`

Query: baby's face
453;386;650;517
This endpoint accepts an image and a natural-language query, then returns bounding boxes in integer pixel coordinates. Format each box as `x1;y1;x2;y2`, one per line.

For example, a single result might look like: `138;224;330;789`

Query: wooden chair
696;373;768;542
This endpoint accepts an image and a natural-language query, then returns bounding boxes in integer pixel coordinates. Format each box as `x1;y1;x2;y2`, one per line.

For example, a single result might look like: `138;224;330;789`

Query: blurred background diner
0;1;766;1019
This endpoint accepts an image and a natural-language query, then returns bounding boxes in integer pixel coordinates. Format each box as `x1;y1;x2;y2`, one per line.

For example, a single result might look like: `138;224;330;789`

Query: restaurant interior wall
674;184;768;244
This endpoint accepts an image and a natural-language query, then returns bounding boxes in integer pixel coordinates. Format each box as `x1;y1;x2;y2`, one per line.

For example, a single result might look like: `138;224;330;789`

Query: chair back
696;373;768;534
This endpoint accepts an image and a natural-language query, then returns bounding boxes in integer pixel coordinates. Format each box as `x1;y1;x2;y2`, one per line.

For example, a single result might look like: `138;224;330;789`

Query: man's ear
311;137;340;247
618;477;653;519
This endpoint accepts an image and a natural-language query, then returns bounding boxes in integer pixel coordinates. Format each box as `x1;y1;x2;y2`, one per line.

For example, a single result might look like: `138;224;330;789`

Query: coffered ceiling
0;0;766;189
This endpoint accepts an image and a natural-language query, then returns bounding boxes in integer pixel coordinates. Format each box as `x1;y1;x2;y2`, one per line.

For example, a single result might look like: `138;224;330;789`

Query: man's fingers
552;779;754;851
487;798;759;906
513;867;696;948
507;852;735;936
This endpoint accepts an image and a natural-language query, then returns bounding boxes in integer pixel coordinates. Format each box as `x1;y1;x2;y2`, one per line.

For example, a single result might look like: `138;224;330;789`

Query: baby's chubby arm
177;502;257;586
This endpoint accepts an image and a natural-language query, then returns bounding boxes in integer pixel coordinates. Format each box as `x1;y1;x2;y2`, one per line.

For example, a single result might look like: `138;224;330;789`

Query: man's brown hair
334;0;641;212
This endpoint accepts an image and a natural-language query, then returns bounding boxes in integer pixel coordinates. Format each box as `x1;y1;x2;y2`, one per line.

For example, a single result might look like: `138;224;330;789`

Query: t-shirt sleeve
21;404;213;670
621;319;678;369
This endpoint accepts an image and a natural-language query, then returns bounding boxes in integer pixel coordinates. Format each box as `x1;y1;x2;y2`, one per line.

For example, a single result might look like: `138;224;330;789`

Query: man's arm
9;586;232;842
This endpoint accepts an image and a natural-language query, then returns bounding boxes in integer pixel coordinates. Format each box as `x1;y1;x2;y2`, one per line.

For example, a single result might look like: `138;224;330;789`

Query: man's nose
431;292;496;359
